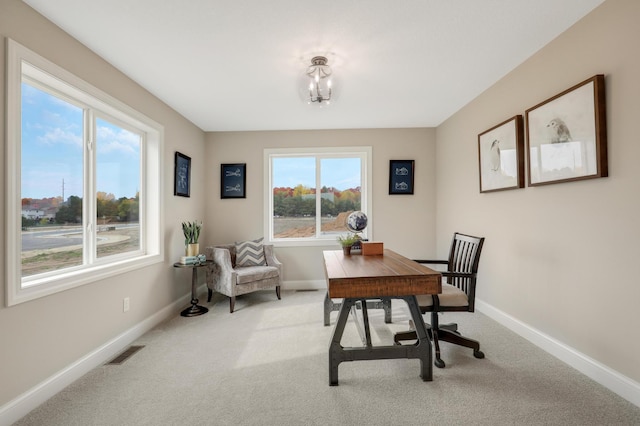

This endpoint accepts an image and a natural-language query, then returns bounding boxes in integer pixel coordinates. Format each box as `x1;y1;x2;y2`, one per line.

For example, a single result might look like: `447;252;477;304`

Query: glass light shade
301;56;334;106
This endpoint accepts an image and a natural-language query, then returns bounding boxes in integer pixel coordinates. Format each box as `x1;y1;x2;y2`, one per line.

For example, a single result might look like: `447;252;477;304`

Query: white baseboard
476;299;640;408
282;279;326;291
0;290;195;426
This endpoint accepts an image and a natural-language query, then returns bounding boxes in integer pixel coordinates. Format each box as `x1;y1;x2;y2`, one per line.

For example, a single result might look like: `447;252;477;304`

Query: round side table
173;260;212;317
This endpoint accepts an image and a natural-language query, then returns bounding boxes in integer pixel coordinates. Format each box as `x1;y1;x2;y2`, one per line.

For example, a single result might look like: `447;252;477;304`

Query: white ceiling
23;0;604;132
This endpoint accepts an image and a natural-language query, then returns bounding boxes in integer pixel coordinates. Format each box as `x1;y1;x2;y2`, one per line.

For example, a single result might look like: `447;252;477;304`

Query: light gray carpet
15;290;640;425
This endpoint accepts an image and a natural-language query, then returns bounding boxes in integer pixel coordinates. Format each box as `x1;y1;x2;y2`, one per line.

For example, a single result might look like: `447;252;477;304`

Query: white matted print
478;115;524;193
525;75;607;186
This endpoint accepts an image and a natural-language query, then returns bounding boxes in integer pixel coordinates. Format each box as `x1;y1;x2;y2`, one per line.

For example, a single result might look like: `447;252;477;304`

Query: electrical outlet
123;297;130;312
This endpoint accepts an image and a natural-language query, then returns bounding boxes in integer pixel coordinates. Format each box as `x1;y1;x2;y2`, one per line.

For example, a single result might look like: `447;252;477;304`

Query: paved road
21;224;137;251
22;228;83;251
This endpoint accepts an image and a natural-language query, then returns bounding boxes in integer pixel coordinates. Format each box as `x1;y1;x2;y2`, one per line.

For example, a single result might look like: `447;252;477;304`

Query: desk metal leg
351;299;373;347
328;296;432;386
325;293;392;326
324;291;341;326
405;295;432;381
329;298;354;385
381;298;392;324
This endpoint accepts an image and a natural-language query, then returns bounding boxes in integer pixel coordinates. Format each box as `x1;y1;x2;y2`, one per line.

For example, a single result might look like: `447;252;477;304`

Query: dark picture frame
478;115;525;193
221;163;246;199
525;74;607;186
174;152;191;197
389;160;414;195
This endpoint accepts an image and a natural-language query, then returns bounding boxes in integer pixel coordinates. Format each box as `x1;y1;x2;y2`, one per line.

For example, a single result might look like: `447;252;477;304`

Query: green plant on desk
336;233;358;248
336;233;358;247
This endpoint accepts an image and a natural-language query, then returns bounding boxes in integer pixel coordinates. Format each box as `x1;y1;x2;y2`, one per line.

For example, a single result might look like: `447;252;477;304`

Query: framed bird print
525;74;607;186
478;115;524;193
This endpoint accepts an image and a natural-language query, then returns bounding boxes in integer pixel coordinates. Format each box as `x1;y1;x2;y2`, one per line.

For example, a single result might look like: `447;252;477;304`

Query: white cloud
38;126;82;147
96;125;140;156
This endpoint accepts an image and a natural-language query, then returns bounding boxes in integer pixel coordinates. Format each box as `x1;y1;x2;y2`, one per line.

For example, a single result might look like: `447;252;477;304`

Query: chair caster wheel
473;350;485;359
434;358;446;368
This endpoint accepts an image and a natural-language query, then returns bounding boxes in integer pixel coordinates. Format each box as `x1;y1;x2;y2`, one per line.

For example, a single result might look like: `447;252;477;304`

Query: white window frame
264;146;372;247
5;39;164;306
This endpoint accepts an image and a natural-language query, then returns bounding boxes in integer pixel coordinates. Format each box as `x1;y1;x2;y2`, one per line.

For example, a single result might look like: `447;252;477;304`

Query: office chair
395;232;485;368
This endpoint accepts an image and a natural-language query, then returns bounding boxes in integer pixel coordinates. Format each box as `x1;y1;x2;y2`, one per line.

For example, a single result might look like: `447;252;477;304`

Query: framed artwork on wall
221;163;246;199
174;151;191;197
525;74;607;186
478;115;525;193
389;160;414;195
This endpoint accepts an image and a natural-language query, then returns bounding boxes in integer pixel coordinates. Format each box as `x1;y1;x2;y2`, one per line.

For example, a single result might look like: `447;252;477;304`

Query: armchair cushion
416;283;468;307
235;265;280;284
235;237;266;267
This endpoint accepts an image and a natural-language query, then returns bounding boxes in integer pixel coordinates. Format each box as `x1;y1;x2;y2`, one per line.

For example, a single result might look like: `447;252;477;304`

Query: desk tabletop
322;249;441;298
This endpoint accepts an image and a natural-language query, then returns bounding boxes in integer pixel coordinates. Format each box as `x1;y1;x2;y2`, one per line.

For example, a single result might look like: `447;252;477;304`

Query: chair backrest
446;232;485;310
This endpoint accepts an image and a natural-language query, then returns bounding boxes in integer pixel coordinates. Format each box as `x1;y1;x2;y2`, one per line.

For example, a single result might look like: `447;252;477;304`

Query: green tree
22;216;37;228
117;198;139;222
273;192;287;216
55;196;82;223
321;197;336;216
97;198;118;219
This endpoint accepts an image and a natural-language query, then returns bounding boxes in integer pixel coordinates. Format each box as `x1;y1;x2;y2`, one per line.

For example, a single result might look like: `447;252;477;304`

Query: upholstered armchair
205;240;282;313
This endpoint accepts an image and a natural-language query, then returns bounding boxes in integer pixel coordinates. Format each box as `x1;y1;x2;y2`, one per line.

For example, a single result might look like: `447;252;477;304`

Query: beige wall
204;128;437;285
3;0;639;416
436;0;640;383
0;0;206;407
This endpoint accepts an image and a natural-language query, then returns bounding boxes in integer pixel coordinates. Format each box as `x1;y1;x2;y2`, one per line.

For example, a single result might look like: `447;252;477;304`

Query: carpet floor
15;289;640;425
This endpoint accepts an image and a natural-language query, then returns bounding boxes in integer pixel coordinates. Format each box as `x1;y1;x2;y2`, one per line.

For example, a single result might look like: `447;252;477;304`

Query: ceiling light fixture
305;56;332;105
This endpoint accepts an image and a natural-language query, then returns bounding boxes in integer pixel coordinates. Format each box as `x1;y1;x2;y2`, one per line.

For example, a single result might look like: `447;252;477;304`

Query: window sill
7;253;163;307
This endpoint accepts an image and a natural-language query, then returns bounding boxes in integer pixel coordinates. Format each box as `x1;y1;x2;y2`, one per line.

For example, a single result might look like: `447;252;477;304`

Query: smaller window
264;147;372;246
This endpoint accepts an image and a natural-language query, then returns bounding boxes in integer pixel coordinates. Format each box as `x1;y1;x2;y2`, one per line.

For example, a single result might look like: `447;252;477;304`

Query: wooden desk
322;249;441;386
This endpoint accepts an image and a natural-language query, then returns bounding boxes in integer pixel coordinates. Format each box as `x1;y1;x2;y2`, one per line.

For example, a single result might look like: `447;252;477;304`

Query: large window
264;147;372;245
5;39;163;306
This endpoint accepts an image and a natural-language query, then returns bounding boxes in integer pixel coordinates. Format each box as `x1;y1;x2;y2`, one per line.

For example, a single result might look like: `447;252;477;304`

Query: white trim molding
0;291;196;425
282;279;326;291
5;38;164;306
476;299;640;408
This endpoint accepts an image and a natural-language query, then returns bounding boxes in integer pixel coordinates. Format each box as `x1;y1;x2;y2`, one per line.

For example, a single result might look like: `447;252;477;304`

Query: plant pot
342;245;352;255
186;243;200;256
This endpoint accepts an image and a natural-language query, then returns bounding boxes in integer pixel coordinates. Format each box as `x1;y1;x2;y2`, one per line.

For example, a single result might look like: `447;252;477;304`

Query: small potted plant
182;220;202;256
337;233;358;255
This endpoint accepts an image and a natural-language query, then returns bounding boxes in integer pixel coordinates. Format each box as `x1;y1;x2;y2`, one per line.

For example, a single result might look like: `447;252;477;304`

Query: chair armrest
441;271;476;279
412;259;476;285
205;246;237;297
413;259;448;265
440;271;477;296
209;247;235;271
263;245;283;283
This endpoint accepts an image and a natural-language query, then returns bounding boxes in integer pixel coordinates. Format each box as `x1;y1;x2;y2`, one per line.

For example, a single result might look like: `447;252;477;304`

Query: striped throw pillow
235;237;266;267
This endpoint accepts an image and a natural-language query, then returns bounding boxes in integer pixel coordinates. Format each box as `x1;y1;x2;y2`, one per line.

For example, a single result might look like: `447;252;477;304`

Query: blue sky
273;157;361;190
22;83;358;200
21;83;140;200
